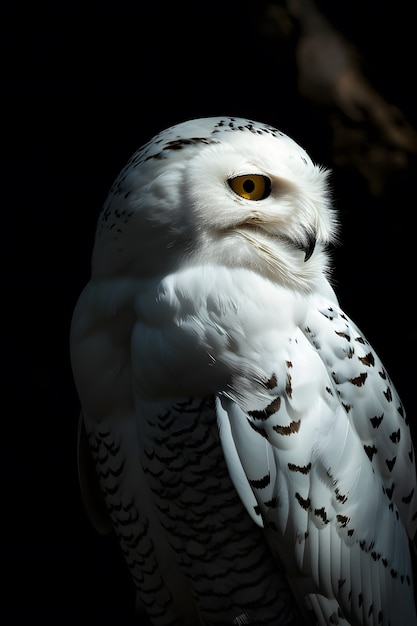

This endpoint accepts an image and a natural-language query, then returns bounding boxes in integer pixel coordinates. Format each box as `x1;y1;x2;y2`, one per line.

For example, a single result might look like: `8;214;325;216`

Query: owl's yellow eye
228;174;271;201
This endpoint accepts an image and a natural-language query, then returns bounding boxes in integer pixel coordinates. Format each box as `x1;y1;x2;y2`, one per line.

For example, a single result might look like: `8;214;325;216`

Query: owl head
92;116;338;291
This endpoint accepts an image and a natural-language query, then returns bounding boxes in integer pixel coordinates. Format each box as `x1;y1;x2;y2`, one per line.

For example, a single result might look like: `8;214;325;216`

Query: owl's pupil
243;179;255;193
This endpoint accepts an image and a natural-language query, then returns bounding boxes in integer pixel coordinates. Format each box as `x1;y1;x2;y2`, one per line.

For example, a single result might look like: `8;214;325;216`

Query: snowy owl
70;116;417;626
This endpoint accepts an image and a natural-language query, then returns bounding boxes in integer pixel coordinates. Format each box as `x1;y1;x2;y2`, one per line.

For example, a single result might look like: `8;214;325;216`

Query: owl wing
77;412;113;535
71;282;202;625
303;298;417;540
216;295;417;626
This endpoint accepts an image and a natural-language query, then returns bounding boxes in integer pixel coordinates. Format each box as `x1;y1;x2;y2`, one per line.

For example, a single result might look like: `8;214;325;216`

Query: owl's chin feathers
189;227;331;293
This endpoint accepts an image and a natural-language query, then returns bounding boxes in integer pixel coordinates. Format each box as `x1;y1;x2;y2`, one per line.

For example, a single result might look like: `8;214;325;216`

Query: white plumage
70;116;417;625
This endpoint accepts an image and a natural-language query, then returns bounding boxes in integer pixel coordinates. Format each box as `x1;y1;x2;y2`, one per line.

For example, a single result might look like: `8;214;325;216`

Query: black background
3;1;416;624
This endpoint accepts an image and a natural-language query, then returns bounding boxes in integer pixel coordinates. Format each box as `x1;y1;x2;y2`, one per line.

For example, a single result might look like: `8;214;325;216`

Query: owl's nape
70;116;417;625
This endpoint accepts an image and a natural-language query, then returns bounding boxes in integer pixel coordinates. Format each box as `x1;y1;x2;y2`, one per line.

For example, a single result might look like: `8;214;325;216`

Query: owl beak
300;233;316;262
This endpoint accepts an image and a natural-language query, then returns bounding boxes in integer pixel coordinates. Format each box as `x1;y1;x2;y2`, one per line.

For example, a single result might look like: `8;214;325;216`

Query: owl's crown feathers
93;116;338;291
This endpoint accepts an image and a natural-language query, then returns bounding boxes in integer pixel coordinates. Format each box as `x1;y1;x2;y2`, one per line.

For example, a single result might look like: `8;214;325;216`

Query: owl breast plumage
70;116;417;625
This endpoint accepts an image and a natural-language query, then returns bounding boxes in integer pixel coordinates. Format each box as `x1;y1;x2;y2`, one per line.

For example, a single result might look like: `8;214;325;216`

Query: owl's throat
235;222;316;263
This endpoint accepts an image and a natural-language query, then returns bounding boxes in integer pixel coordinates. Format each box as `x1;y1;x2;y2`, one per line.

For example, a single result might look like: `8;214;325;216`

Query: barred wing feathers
217;294;416;626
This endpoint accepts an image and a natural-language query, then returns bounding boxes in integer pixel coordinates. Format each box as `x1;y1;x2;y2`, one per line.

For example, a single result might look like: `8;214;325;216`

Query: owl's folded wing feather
216;299;417;625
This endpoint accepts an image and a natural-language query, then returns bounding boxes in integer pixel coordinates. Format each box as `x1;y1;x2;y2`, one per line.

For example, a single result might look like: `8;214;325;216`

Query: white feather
215;396;261;526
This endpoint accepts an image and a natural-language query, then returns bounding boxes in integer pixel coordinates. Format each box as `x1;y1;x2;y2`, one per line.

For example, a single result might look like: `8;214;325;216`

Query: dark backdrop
3;1;416;624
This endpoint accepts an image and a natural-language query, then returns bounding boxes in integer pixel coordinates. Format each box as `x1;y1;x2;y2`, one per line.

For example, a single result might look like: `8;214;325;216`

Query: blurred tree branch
265;0;417;195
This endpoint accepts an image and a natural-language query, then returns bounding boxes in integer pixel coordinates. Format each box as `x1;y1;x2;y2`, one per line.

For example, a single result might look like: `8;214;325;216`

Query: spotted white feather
71;116;417;625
